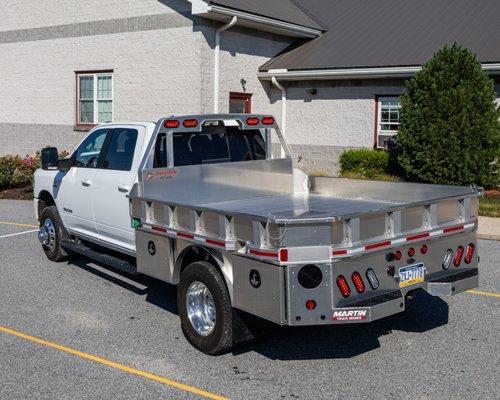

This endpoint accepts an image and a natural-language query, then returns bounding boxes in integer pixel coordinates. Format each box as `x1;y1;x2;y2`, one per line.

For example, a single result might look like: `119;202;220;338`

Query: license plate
399;263;426;288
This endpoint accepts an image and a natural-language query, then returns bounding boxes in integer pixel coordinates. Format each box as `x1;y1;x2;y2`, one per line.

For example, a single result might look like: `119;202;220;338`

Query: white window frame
76;71;113;125
376;96;401;148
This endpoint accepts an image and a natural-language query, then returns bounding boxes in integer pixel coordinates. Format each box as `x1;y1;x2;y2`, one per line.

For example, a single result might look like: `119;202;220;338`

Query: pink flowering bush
0;150;68;189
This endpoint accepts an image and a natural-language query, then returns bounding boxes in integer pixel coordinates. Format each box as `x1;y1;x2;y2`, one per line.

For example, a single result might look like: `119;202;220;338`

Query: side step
61;240;137;275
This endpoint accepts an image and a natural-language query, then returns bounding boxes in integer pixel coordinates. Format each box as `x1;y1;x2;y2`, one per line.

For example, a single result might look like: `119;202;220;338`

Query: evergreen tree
397;43;499;187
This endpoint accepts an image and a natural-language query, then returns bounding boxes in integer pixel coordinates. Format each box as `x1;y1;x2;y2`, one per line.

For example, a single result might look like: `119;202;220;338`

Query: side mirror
41;147;58;170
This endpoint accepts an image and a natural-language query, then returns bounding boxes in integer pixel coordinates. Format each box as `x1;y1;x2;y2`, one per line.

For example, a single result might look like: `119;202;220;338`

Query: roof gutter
188;1;322;38
258;63;500;81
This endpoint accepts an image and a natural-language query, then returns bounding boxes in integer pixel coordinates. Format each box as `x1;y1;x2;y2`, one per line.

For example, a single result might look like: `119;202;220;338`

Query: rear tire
177;261;234;355
39;206;69;262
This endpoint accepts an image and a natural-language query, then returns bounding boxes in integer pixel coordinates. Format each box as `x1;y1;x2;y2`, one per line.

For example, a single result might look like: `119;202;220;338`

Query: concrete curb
478;234;500;241
478;216;500;241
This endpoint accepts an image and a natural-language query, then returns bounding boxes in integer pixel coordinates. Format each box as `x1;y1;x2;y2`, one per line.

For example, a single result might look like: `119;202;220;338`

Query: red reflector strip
332;249;348;256
365;240;392;251
151;226;167;233
249;248;278;258
205;238;226;248
406;232;430;241
443;225;464;234
177;232;194;240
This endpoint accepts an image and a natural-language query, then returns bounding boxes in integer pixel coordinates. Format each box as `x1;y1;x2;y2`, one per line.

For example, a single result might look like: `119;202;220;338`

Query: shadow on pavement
69;257;449;360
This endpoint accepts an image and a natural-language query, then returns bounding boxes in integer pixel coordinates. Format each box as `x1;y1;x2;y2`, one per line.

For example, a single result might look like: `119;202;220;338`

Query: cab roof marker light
182;119;198;128
246;117;259;126
164;119;180;128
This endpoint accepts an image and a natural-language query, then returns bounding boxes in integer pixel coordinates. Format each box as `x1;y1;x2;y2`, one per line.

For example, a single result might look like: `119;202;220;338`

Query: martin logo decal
331;308;369;322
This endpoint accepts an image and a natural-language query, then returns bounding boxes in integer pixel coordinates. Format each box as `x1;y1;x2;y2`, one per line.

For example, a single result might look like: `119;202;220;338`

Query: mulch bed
484;189;500;200
0;186;34;200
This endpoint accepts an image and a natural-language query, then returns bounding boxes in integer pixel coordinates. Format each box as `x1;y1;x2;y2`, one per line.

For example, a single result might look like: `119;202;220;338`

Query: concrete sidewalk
478;216;500;240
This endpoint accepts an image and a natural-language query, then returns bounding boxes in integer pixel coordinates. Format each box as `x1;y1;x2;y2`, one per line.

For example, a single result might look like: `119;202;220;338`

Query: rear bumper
290;268;478;325
426;268;478;297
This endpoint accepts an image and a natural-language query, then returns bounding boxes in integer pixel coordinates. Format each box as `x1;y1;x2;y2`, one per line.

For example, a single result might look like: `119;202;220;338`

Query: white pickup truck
34;114;480;354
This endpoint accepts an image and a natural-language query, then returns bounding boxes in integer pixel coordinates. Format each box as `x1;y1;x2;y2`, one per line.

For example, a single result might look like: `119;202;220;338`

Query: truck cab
35;121;156;254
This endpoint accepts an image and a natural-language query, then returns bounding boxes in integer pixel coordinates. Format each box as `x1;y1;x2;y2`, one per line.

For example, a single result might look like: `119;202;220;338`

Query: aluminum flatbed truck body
129;114;479;326
35;113;480;353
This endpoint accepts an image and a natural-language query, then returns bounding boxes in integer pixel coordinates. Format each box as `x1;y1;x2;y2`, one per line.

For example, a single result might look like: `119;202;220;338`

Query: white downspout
214;16;237;114
271;77;287;158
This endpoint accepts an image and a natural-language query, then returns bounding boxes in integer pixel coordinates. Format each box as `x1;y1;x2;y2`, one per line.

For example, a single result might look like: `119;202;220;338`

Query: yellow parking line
0;326;228;400
466;290;500;298
0;221;38;228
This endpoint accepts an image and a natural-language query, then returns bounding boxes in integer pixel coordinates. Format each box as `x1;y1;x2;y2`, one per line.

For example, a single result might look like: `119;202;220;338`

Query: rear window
154;125;266;168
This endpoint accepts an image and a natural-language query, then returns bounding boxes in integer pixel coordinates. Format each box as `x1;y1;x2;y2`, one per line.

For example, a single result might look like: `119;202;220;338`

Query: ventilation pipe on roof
214;16;237;113
271;77;287;158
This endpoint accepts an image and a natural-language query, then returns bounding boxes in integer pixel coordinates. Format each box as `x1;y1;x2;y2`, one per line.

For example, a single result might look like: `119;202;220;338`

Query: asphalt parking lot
0;199;498;400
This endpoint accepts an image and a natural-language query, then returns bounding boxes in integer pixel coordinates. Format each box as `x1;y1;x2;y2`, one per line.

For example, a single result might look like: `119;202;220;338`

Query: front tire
38;206;68;262
177;261;234;355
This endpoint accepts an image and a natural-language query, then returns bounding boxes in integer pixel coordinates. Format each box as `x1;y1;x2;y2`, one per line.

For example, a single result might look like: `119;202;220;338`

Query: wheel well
37;190;55;218
177;245;220;275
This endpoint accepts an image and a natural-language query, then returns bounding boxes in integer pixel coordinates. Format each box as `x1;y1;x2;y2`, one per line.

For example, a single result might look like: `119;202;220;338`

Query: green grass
479;198;500;218
338;171;402;182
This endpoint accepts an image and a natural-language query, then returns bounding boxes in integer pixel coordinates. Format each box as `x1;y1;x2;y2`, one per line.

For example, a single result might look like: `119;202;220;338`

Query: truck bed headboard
139;158;294;205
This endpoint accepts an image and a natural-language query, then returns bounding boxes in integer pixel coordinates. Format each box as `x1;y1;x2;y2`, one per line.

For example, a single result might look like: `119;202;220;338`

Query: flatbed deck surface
201;193;399;222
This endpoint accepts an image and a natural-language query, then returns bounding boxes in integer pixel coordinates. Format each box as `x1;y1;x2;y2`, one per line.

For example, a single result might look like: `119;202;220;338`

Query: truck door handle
81;179;92;187
118;185;131;193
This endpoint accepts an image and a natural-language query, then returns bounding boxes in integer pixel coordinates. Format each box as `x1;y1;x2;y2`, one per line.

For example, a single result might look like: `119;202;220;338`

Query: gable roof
260;0;500;72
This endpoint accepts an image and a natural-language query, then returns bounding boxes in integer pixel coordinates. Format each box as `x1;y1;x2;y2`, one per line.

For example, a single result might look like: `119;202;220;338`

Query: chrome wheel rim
39;218;56;251
186;281;216;336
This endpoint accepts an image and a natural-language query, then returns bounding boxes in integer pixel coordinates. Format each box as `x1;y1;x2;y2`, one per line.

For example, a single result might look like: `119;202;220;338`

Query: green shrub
397;43;500;187
339;148;392;179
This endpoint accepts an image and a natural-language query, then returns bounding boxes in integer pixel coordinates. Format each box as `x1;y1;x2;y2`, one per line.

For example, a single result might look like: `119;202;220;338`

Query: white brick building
0;0;498;174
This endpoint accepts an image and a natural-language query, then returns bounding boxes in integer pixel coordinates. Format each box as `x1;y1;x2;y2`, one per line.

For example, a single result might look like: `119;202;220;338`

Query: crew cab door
91;126;143;252
55;128;109;236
